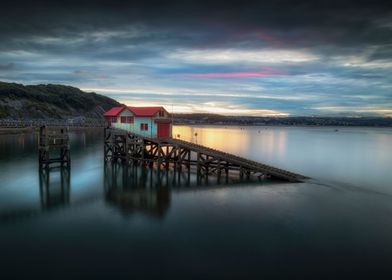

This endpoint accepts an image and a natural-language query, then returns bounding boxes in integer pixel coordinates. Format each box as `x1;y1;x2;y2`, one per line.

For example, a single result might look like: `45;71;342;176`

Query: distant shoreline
0;126;104;135
172;115;392;127
173;123;392;128
1;123;391;136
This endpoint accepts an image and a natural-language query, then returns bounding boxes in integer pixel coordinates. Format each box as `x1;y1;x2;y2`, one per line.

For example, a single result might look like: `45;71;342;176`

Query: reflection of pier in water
104;164;171;218
39;167;70;210
0;167;71;224
104;163;273;219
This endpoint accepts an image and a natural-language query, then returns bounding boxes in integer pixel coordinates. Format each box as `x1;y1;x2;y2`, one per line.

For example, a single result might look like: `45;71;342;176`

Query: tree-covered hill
0;81;122;120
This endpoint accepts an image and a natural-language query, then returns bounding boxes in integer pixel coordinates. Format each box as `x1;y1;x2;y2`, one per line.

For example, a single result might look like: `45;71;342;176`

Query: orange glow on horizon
117;100;289;117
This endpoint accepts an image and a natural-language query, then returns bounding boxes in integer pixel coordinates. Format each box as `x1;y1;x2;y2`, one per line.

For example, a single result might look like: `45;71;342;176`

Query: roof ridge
104;106;167;117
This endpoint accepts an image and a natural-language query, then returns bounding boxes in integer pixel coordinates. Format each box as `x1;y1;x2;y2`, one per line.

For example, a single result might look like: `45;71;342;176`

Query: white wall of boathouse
111;108;171;138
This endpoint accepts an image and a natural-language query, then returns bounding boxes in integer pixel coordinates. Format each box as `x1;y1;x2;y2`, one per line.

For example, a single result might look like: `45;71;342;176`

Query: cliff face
0;81;121;120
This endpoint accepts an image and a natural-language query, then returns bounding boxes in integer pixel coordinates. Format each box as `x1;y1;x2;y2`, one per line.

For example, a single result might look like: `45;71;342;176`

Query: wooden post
197;152;201;176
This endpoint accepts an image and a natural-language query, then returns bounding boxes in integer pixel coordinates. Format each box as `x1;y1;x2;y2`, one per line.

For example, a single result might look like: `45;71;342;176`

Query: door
157;123;170;138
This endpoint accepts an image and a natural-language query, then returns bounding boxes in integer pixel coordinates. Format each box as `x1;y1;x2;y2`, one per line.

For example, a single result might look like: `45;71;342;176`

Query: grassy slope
0;81;121;119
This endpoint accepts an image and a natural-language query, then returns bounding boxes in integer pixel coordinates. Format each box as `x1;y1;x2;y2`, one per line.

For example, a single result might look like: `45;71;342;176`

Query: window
140;123;148;131
121;116;134;123
158;110;165;117
111;116;117;123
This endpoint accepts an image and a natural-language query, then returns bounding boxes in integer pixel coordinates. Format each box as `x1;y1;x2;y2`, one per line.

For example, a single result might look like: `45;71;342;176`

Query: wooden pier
38;126;70;169
104;128;307;182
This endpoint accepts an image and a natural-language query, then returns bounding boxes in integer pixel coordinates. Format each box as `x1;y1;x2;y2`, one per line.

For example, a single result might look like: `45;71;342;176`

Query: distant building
103;106;172;138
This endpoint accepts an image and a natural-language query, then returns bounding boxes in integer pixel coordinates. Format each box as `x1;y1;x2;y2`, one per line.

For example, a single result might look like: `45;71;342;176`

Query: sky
0;0;391;117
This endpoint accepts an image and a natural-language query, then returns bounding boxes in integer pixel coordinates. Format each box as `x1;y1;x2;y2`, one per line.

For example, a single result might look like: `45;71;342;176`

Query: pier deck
104;128;308;182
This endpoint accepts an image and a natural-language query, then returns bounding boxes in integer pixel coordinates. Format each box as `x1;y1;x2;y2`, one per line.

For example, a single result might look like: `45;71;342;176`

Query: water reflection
103;163;268;219
104;164;171;218
1;128;392;279
39;167;70;210
0;167;71;224
174;125;252;156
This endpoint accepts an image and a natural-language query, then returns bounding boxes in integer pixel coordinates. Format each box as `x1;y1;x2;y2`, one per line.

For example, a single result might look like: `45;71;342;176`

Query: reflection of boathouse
105;187;170;218
104;165;171;218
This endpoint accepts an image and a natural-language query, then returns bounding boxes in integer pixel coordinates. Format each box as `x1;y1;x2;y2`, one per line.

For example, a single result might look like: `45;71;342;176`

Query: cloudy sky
0;0;391;116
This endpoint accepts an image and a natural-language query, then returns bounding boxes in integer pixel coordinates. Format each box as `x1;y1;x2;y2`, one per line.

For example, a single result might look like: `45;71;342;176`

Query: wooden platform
104;128;308;182
38;126;70;169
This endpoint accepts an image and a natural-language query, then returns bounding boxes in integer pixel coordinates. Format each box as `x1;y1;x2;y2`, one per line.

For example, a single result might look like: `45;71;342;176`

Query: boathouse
104;106;172;138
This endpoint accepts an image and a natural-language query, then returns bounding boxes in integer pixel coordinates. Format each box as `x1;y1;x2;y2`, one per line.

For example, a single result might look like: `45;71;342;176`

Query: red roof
104;106;168;117
128;106;163;117
103;107;126;117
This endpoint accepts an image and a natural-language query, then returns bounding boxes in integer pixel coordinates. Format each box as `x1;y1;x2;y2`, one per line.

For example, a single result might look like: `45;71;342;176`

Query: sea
0;125;391;279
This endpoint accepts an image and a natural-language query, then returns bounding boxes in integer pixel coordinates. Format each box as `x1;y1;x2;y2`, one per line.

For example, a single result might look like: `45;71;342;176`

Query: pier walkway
104;128;308;182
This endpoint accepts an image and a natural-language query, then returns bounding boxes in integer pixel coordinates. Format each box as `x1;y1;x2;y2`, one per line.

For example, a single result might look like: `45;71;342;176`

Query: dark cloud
1;1;392;47
368;44;392;61
0;0;391;116
0;63;15;71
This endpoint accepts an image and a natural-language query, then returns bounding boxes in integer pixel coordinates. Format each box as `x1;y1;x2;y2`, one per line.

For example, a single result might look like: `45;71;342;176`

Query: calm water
1;126;392;279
